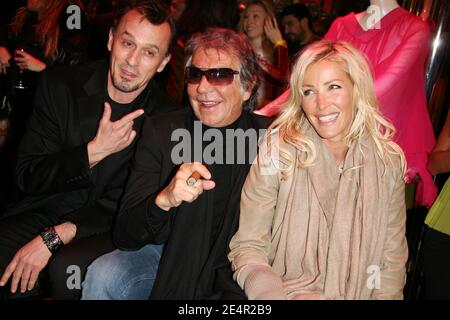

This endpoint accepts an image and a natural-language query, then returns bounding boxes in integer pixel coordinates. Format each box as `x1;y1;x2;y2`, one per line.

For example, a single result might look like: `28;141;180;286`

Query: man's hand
155;162;215;211
14;49;47;72
0;236;51;293
88;102;144;167
0;222;76;293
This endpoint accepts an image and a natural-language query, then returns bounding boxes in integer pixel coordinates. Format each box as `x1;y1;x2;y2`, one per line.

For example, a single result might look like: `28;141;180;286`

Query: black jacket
115;108;272;299
3;60;179;239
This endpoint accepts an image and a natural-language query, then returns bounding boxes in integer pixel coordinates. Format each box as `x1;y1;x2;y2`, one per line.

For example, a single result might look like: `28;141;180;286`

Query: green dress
425;177;450;236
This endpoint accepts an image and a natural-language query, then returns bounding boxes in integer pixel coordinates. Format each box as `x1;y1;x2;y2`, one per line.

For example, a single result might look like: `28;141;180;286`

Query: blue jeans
81;244;163;300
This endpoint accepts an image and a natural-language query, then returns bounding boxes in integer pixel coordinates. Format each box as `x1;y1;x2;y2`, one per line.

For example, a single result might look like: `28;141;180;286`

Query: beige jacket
228;130;408;300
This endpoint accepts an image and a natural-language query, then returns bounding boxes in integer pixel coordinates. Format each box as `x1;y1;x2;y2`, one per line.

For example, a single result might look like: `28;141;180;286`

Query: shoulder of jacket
41;60;103;87
145;108;189;129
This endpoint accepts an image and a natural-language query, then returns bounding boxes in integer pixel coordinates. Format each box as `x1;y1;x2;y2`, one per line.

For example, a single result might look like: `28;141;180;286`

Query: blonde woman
238;0;289;109
228;40;408;300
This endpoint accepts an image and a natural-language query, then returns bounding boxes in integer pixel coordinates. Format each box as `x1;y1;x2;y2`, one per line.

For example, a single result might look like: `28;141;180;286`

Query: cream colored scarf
273;123;396;299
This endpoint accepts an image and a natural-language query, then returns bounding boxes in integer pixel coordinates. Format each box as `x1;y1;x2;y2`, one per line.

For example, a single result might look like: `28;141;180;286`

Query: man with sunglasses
82;28;272;300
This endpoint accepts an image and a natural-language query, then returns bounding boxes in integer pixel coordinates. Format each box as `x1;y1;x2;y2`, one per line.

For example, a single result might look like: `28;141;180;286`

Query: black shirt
201;116;242;249
106;83;151;131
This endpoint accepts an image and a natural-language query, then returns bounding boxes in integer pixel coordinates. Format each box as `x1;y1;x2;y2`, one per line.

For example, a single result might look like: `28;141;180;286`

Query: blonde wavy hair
11;0;84;59
237;0;276;33
268;40;406;179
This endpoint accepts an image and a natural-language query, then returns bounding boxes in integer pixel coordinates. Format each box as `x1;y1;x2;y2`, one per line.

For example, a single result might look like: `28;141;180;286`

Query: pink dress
325;7;436;207
258;7;437;207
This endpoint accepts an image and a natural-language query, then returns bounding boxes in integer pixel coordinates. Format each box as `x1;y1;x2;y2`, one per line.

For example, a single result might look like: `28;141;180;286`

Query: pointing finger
115;108;145;127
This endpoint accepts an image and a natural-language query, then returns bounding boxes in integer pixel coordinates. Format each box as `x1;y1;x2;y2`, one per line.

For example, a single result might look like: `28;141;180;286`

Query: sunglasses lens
186;67;203;84
207;69;235;85
186;67;238;85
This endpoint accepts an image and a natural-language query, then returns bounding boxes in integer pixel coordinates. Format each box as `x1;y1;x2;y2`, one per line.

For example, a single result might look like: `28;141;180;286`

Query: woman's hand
264;16;284;45
14;49;47;72
0;46;12;74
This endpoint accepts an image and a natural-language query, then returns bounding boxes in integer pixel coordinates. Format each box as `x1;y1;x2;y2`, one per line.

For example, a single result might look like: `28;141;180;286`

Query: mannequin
355;0;400;30
257;0;437;208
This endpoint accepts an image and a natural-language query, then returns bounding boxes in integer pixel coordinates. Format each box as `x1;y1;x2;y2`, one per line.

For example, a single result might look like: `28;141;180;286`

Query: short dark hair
185;28;260;111
113;0;177;54
281;3;313;30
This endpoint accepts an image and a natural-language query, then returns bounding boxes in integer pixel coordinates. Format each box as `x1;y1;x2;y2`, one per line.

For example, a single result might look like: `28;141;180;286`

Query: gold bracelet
274;39;287;48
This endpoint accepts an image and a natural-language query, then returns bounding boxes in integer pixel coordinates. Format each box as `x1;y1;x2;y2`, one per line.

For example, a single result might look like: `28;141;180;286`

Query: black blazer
4;60;179;239
115;108;272;299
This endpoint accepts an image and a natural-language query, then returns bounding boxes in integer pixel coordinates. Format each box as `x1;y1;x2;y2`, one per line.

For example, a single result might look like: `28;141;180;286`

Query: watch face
48;234;58;245
41;227;62;252
44;230;56;242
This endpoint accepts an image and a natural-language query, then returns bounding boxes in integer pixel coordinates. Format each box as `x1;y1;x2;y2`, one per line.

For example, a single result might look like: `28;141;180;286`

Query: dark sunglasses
186;66;239;85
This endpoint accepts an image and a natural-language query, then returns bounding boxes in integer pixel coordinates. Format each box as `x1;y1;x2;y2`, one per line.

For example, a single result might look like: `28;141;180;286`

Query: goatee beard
112;78;141;93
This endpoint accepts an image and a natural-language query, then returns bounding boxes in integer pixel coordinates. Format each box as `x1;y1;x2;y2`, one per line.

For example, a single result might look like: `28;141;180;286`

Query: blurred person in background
238;0;289;109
